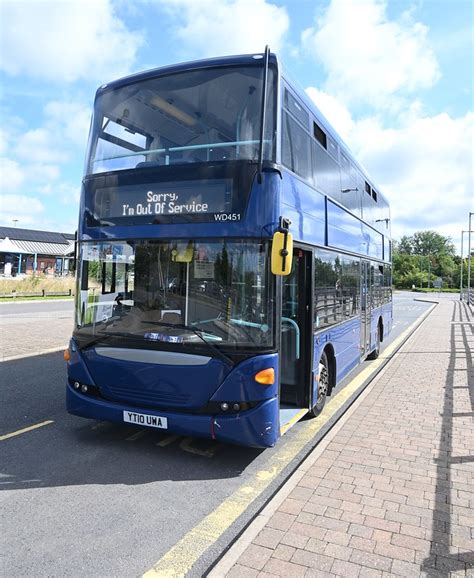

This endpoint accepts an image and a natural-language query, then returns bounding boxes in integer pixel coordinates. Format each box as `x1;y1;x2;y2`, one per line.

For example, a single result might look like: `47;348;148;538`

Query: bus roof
97;52;279;95
96;51;389;214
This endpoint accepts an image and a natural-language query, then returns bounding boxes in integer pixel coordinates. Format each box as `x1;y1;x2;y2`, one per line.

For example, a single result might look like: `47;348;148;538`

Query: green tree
413;231;455;257
393;230;458;288
398;230;455;257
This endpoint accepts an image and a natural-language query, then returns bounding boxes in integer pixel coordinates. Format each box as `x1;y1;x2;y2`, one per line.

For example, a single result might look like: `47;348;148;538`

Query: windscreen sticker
144;332;184;344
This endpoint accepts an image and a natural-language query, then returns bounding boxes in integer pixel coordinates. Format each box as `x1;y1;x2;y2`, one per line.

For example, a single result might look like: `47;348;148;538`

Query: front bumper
66;384;279;448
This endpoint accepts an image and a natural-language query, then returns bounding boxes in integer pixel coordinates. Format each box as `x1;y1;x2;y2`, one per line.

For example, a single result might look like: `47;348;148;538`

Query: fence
461;289;474;309
0;289;74;299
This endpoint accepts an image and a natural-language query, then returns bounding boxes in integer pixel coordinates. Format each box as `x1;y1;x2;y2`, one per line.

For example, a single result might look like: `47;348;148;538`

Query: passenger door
280;247;312;407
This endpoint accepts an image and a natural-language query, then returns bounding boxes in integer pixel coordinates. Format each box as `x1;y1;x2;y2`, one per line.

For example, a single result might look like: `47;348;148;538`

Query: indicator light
255;368;275;385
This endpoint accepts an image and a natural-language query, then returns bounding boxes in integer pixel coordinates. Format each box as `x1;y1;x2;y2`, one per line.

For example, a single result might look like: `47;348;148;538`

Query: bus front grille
103;384;191;408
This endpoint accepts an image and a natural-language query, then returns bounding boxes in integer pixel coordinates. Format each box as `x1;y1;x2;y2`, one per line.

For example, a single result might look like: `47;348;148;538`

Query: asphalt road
0;299;74;318
0;294;433;577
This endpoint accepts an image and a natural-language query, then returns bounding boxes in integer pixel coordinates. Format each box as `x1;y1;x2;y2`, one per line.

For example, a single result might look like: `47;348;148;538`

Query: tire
367;323;381;360
309;350;329;417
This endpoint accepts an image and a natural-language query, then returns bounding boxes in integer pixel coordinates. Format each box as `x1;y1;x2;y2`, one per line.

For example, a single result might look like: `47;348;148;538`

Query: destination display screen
92;179;232;222
82;161;256;228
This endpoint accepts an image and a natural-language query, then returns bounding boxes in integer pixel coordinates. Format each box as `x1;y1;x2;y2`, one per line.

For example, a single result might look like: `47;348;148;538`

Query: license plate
123;411;168;429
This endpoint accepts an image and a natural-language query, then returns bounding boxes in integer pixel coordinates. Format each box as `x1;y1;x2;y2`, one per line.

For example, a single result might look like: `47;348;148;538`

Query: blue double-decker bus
65;48;392;448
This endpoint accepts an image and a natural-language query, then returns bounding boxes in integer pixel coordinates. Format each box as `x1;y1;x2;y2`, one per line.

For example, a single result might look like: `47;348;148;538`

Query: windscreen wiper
141;321;234;367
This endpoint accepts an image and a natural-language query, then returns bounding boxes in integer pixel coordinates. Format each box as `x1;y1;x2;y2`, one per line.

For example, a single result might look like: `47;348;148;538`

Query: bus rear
66;54;284;448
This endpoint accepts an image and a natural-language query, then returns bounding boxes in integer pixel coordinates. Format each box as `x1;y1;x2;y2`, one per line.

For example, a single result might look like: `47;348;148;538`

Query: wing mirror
271;218;293;276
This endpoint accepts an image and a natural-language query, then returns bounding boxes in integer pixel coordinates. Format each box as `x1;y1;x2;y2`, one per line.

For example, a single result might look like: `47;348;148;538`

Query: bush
0;275;75;297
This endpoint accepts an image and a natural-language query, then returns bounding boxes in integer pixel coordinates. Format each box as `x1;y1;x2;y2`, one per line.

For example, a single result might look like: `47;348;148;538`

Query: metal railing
0;289;73;299
461;289;474;307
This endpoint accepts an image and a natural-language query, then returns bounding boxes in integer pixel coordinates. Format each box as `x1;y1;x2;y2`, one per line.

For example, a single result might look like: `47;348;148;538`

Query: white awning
0;237;74;256
0;237;28;254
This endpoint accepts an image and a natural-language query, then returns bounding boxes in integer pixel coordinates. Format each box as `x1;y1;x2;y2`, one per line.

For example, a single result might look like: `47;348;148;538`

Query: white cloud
360;112;473;227
44;101;92;149
58;183;81;207
1;0;144;83
302;0;440;108
0;194;45;227
159;0;289;57
305;87;354;141
355;113;473;242
29;164;61;187
0;129;9;156
305;87;473;245
14;128;70;164
0;158;25;193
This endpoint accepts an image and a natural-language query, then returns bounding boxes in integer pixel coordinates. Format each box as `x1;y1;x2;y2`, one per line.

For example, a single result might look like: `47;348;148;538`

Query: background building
0;227;75;276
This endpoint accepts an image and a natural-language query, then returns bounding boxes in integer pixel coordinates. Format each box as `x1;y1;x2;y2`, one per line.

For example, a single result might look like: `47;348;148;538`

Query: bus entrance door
360;260;371;356
279;248;312;430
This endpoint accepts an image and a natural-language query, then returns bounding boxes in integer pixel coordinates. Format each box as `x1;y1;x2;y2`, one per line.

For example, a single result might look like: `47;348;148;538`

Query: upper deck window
282;112;312;182
284;89;309;129
313;122;327;150
86;65;276;175
327;136;338;161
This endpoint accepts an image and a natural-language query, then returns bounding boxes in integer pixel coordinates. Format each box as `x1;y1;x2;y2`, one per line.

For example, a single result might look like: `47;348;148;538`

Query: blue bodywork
67;345;280;448
68;52;393;448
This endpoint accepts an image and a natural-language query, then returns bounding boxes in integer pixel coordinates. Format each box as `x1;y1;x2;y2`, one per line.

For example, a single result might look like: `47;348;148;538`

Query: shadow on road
1;353;264;491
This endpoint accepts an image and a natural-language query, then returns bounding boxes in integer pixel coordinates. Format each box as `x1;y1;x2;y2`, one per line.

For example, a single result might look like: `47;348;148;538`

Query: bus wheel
310;351;329;417
368;323;381;360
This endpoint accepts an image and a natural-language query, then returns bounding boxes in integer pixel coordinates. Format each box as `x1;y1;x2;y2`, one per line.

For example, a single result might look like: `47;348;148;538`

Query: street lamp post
467;212;473;304
460;230;469;300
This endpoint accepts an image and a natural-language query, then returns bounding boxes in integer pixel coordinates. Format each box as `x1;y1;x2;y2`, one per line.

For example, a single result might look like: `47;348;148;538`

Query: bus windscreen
86;65;275;175
75;239;275;353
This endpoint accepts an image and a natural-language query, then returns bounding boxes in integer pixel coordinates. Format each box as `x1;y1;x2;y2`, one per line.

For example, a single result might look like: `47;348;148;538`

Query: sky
0;0;473;254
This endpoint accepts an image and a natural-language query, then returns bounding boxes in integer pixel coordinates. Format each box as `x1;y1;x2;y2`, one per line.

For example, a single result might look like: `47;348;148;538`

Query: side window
284;89;309;128
282;112;312;183
314;121;327;149
383;236;391;262
314;249;343;330
341;257;360;318
312;140;340;198
371;263;384;308
282;113;293;170
327;136;338;161
383;264;392;303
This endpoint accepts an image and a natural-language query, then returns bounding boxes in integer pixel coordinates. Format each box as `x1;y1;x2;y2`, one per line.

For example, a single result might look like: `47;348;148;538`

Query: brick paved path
223;299;473;577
